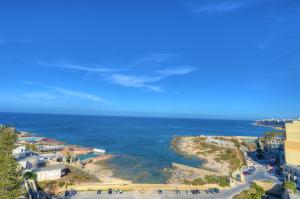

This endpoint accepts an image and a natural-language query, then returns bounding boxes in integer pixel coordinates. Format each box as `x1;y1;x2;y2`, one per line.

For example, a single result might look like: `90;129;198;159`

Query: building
283;164;300;187
283;119;300;187
264;137;284;152
284;120;300;165
18;155;45;171
34;164;67;181
13;146;30;160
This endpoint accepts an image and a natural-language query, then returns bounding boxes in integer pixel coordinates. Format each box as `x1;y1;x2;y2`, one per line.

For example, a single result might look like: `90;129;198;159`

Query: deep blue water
0;112;273;183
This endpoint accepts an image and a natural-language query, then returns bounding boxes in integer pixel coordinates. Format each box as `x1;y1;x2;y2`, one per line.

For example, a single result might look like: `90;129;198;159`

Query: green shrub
183;178;205;185
204;175;230;187
23;171;37;180
283;181;296;193
58;181;65;188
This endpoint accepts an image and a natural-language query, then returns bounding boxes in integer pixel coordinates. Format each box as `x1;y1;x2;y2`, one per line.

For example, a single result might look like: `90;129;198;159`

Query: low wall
68;182;223;191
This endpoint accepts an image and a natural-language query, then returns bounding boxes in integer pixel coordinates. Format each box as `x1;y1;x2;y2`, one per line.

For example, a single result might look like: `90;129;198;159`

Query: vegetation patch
64;165;100;182
0;127;24;198
204;175;230;187
183;175;230;187
194;137;242;171
233;183;265;199
283;181;296;193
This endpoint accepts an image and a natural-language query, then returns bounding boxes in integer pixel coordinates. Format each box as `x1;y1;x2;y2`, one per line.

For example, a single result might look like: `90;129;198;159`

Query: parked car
64;191;69;197
69;189;77;196
108;188;113;194
186;190;192;195
213;188;220;193
191;189;200;194
158;190;163;194
96;190;102;194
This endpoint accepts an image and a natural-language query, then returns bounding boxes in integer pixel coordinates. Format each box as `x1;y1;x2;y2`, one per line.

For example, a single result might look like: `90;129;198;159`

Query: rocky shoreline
17;130;130;185
169;135;246;185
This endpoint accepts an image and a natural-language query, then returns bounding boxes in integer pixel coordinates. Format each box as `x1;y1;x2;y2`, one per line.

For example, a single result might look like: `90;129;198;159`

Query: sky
0;0;299;119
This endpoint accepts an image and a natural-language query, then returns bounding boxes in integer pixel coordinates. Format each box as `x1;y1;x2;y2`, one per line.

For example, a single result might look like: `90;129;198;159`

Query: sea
0;112;273;183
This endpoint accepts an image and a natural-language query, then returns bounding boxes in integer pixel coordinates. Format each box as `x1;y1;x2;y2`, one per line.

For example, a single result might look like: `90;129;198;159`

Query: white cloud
106;66;194;92
134;53;179;66
156;66;196;76
24;81;33;85
46;85;109;104
38;61;115;73
24;83;110;104
107;74;164;92
25;92;58;100
39;54;196;92
185;0;257;14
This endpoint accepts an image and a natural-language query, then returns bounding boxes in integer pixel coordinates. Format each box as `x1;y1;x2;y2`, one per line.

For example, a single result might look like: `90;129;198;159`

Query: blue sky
0;0;299;119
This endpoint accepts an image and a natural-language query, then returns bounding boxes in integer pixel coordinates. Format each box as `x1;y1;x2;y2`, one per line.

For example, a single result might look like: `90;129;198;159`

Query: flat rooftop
35;164;66;172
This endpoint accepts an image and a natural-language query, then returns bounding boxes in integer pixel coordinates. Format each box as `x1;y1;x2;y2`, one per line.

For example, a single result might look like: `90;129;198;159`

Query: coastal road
70;163;280;199
71;184;250;199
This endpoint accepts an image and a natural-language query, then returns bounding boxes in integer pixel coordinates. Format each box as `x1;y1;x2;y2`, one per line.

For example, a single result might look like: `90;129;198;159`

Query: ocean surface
0;112;273;183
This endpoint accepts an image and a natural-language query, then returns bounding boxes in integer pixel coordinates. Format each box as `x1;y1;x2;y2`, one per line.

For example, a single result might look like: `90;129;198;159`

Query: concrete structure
13;145;27;155
13;145;32;159
18;155;44;170
284;120;300;165
35;164;66;181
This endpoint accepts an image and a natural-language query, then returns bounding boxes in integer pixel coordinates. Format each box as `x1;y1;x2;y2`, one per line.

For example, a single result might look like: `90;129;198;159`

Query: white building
35;164;67;181
13;146;27;157
18;155;45;171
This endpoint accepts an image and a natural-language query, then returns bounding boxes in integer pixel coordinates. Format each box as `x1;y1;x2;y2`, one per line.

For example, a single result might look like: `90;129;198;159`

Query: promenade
68;182;223;192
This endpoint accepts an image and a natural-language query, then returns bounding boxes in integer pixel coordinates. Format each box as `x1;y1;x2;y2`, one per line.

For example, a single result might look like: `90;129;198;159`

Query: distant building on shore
283;119;300;186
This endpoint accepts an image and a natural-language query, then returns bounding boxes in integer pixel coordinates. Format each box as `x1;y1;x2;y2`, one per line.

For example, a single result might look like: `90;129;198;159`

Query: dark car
108;188;113;194
175;190;181;194
68;189;77;196
158;190;163;194
208;188;215;193
64;191;69;197
191;189;200;194
96;190;102;194
213;188;220;193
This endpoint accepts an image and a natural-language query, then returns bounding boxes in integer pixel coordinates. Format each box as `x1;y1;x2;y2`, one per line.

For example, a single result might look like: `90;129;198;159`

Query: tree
250;183;265;197
23;171;37;180
0;127;23;199
25;143;38;152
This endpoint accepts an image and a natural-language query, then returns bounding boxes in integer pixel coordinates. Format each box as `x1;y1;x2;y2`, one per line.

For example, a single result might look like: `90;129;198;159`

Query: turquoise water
0;112;273;183
77;152;101;161
17;137;41;141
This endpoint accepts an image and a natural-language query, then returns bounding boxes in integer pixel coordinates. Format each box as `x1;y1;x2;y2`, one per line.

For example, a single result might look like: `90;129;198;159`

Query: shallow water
0;112;272;183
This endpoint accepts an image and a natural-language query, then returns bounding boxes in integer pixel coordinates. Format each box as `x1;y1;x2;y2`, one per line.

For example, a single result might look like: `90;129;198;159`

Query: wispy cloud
134;53;179;66
106;66;195;92
38;61;115;73
185;0;256;14
107;74;164;92
25;92;58;100
39;53;196;92
156;66;195;76
24;82;110;104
